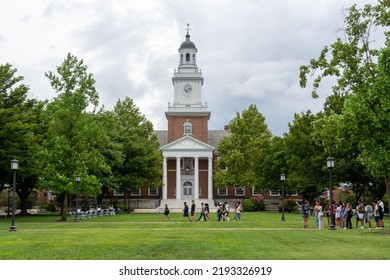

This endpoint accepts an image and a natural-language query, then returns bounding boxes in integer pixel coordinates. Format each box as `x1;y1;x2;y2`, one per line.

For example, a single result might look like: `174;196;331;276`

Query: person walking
204;203;210;221
197;202;206;221
234;201;242;222
190;200;197;222
180;202;190;222
223;201;230;222
161;204;171;221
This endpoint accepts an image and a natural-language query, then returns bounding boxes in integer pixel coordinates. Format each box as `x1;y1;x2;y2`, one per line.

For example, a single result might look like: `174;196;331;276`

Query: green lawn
0;211;389;260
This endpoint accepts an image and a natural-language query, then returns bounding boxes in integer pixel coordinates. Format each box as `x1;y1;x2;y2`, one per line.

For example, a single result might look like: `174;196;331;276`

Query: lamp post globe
10;158;19;231
327;156;336;230
280;173;286;222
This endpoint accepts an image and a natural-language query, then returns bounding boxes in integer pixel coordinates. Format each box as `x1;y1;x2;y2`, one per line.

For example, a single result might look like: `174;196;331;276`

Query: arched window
186;53;190;62
183;120;192;136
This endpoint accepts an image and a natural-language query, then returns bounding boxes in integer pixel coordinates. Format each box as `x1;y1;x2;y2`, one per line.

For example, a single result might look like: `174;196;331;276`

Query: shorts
379;211;384;220
366;214;372;222
374;216;380;223
303;214;309;219
356;213;364;220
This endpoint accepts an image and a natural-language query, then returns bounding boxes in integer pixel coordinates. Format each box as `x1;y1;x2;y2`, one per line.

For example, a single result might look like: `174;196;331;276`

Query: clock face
184;84;192;93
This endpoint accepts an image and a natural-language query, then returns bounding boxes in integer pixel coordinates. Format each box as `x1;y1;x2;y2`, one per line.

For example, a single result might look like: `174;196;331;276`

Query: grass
0;211;389;260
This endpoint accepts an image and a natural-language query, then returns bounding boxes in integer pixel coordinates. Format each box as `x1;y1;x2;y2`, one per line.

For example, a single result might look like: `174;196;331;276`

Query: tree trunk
61;192;68;222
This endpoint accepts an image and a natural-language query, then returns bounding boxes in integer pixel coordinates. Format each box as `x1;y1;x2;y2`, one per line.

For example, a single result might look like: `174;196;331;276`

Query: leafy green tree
283;111;328;201
0;63;45;214
113;97;162;195
214;104;272;189
40;53;111;221
254;136;287;192
299;1;390;209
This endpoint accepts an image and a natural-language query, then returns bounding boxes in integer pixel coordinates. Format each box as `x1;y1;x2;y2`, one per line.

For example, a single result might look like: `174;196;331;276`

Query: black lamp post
10;158;18;231
280;173;286;222
327;156;336;230
74;175;80;222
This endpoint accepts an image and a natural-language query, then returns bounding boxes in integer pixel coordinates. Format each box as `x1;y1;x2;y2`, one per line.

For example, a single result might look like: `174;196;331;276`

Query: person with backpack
161;204;171;221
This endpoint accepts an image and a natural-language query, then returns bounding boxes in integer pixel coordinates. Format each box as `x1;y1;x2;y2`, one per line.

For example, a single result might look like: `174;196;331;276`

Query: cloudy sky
0;0;380;136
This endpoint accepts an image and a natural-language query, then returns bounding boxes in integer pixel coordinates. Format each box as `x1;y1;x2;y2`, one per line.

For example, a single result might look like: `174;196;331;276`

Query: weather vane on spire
186;23;191;35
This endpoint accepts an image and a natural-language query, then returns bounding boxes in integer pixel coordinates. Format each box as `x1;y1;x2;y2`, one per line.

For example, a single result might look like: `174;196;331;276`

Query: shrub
244;196;266;212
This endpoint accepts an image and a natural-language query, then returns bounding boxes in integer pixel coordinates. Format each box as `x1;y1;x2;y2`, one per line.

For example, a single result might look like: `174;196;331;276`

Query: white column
176;157;181;200
208;156;213;199
162;156;167;199
194;156;199;199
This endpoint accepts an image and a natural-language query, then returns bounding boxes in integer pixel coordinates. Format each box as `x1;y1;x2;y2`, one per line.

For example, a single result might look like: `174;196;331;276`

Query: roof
154;129;230;153
179;33;197;50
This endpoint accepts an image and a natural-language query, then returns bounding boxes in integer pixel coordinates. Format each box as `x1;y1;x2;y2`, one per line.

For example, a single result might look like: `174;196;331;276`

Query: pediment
161;136;214;151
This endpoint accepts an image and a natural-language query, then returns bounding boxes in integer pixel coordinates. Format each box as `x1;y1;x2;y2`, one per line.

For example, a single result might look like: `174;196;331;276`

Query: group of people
160;200;243;222
298;198;385;230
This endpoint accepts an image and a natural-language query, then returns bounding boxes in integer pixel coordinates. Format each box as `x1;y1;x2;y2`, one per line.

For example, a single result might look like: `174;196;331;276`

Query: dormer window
183;120;192;136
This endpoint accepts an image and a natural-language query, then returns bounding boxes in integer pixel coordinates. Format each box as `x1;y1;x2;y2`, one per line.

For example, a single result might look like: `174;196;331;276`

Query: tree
113;97;162;197
299;1;390;210
283;111;327;201
214;104;272;189
40;53;111;221
0;63;44;214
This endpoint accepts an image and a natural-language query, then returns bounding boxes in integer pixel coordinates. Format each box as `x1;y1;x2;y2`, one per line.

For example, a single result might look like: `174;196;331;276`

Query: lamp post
74;175;80;222
327;156;336;230
280;173;286;221
10;158;18;231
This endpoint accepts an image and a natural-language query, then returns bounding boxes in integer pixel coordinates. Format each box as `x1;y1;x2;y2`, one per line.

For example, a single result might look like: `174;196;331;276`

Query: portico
160;136;214;209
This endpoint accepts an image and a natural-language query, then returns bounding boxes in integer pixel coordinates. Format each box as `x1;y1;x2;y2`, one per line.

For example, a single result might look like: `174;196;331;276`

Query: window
186;53;190;62
289;190;298;196
235;187;245;196
131;189;141;196
183;120;192;136
148;188;158;196
270;189;280;196
252;187;263;196
113;189;123;196
183;158;192;171
218;188;227;196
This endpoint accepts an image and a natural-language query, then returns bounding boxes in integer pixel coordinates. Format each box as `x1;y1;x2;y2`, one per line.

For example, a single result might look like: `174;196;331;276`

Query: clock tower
160;27;215;209
166;28;210;143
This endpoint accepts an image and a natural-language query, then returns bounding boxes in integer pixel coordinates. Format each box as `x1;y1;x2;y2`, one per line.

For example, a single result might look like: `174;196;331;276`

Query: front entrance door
182;181;193;200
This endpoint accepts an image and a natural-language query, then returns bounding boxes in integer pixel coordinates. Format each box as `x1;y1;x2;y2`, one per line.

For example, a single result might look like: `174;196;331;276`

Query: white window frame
252;187;263;196
235;187;245;196
113;189;124;196
131;189;141;196
218;188;228;196
148;188;158;196
270;189;280;196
